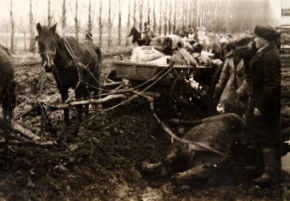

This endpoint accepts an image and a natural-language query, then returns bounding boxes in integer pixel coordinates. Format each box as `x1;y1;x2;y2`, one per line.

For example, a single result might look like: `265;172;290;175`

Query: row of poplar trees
8;0;275;53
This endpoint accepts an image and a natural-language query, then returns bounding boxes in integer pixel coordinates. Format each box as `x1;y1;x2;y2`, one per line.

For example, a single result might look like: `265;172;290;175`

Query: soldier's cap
234;34;254;48
254;24;279;41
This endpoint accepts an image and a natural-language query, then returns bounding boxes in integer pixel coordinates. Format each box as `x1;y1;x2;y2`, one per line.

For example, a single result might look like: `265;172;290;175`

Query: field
0;50;289;201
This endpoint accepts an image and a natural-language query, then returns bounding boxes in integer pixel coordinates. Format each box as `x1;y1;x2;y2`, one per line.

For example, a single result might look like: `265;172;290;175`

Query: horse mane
0;44;12;57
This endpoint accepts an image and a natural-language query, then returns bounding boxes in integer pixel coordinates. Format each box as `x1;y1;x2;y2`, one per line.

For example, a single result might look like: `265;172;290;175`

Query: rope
84;61;175;122
148;99;225;156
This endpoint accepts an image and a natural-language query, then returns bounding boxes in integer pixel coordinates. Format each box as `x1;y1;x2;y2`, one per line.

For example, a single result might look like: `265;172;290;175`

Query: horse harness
39;38;98;92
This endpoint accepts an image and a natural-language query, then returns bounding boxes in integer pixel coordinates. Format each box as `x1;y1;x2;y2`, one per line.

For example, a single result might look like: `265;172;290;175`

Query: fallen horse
141;113;255;185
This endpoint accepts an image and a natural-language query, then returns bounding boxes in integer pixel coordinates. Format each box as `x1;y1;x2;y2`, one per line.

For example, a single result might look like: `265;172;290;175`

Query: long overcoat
243;43;281;145
215;56;246;115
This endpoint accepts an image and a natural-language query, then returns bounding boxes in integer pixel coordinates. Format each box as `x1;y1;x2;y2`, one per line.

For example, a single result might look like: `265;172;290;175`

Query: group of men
138;21;282;185
216;24;281;185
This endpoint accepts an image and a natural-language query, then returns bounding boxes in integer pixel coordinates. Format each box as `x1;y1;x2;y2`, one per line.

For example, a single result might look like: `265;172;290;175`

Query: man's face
254;36;267;49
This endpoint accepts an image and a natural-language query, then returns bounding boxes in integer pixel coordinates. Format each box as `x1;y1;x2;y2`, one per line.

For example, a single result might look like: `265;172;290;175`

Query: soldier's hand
254;108;262;116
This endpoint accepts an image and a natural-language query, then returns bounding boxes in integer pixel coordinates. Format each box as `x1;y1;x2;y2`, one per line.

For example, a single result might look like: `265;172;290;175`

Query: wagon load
130;46;166;62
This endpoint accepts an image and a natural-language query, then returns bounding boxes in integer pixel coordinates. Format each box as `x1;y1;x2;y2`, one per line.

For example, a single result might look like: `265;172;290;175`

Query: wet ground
0;53;289;200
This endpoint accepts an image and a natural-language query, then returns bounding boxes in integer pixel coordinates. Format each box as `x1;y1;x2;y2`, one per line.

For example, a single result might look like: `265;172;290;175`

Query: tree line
5;0;276;53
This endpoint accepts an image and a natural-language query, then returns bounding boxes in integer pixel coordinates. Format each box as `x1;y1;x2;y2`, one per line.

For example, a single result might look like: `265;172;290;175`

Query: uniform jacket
243;42;281;145
216;56;246;115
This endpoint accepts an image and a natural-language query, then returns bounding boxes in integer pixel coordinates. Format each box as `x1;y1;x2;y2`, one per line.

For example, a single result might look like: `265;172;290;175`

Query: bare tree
158;0;162;35
29;0;36;52
147;0;150;25
18;18;27;51
118;0;122;46
10;0;15;53
139;0;143;31
125;0;131;46
62;0;66;37
74;1;79;42
152;0;156;33
98;0;104;46
168;0;173;34
133;0;137;27
88;0;93;36
173;0;177;34
107;0;112;48
48;0;51;27
163;0;168;35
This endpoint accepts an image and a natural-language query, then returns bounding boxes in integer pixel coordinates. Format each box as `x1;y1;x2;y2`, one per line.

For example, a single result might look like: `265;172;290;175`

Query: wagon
103;59;218;115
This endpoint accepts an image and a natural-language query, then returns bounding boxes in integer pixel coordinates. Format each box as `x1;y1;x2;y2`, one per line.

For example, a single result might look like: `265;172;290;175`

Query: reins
63;39;83;90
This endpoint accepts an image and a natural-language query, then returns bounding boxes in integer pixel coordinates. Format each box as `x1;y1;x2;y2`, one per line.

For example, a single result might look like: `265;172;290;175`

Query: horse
36;23;102;125
0;44;16;150
128;27;153;46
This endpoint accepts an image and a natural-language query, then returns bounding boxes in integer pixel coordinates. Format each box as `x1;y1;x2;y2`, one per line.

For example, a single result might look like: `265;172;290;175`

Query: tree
125;0;131;46
10;0;15;53
98;0;104;46
87;0;93;37
133;0;137;27
158;0;162;35
107;0;112;48
29;0;36;52
62;0;66;37
118;0;122;46
48;0;51;27
139;0;143;31
74;1;79;42
152;0;156;33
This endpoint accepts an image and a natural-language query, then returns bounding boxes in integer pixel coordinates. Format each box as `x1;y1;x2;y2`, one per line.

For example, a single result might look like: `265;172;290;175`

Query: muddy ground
0;53;290;201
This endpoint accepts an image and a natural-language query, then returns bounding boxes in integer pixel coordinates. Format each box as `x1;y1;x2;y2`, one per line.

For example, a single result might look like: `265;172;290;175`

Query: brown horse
0;44;16;148
36;23;102;125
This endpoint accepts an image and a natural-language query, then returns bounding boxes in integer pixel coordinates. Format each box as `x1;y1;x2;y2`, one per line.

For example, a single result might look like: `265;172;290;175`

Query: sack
130;46;165;62
172;49;198;67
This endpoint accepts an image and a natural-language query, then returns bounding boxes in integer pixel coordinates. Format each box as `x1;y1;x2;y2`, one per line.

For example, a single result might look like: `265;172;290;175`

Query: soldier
241;25;281;185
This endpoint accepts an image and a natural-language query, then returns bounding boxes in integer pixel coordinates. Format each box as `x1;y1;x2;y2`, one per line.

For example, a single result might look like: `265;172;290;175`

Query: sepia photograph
0;0;289;200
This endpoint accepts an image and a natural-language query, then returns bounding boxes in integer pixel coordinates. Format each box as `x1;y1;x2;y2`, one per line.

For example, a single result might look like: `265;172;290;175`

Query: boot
252;147;279;184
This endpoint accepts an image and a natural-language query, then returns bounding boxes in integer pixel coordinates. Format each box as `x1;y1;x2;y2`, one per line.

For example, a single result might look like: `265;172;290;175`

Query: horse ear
51;23;57;33
36;23;42;34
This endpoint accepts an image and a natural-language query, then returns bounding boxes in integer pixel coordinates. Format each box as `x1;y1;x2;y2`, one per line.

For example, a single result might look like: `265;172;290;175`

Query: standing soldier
242;25;281;185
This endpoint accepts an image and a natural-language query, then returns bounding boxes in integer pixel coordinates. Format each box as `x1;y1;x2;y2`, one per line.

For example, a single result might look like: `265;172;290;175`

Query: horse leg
83;85;90;119
59;89;70;125
141;144;182;173
2;95;13;167
171;164;214;184
74;84;85;123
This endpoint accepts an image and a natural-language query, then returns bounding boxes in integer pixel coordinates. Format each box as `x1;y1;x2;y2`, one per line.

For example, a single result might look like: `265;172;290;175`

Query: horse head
36;23;59;72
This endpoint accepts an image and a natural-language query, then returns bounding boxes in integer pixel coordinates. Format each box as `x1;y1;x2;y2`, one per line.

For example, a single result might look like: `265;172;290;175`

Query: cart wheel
169;78;187;116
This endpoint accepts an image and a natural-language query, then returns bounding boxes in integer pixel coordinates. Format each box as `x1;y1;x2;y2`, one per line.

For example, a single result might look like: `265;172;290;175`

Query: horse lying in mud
141;113;261;186
36;23;102;125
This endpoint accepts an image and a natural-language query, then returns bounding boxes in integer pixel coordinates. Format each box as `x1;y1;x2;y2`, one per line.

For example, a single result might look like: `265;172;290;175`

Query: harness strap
63;39;83;90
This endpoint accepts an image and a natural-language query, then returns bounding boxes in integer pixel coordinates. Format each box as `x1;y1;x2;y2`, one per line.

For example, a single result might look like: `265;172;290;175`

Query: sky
0;0;285;29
